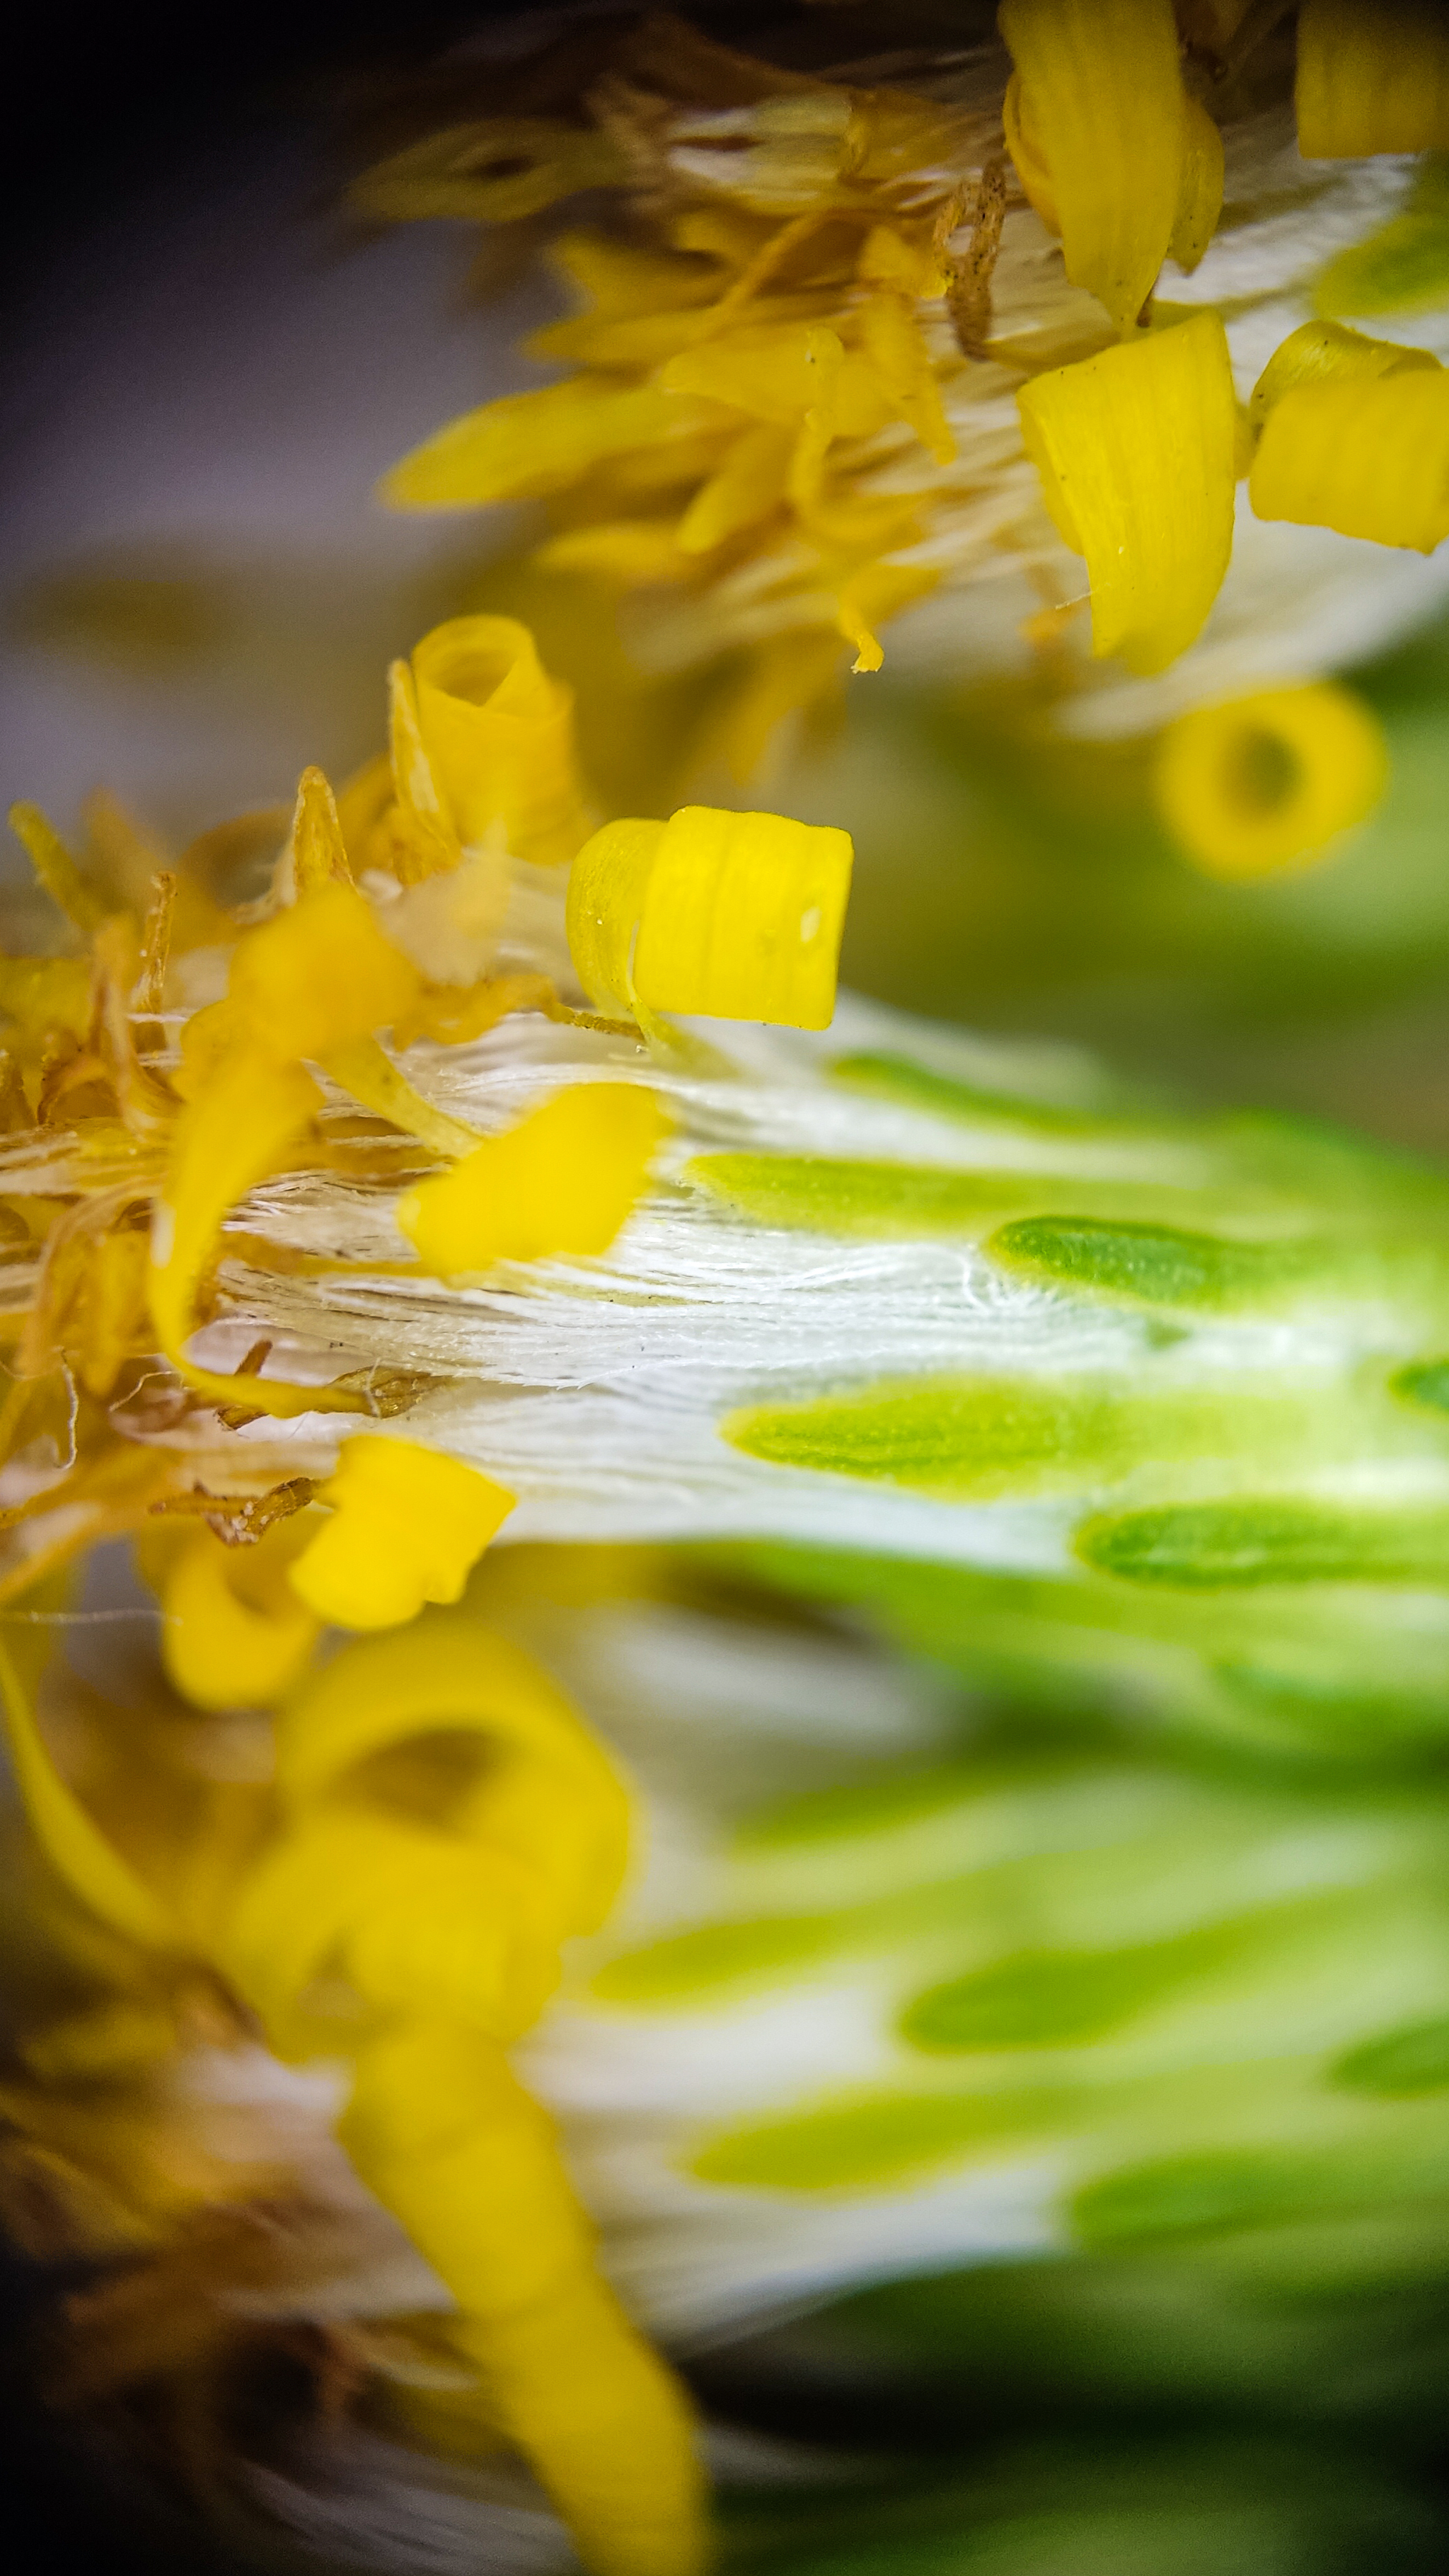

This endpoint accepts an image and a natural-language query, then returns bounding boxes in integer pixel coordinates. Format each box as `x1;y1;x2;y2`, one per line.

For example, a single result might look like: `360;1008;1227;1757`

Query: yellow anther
397;1085;667;1278
229;879;419;1063
410;616;591;866
1153;682;1389;880
287;1436;515;1631
161;1524;321;1710
1296;0;1449;158
999;0;1199;335
1249;367;1449;551
567;805;853;1030
1017;310;1237;674
1247;318;1440;435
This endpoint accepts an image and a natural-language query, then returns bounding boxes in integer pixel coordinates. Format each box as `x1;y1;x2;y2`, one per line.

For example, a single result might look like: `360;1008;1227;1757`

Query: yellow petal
835;562;940;675
855;293;956;466
161;1527;321;1710
396;1084;667;1277
1170;96;1225;275
149;1046;335;1416
229;879;420;1062
411;616;591;866
354;119;626;226
1002;71;1058;235
386;657;460;884
0;1638;176;1949
563;818;667;1019
567;807;852;1030
999;0;1189;334
857;222;951;301
549;231;724;320
1153;682;1389;878
275;1614;630;1933
635;806;853;1028
661;323;845;423
1296;0;1449;157
1017;310;1237;674
288;1437;514;1631
535;519;695;582
383;380;711;508
288;765;352;893
341;2028;707;2576
1247;317;1440;433
677;422;794;553
8;802;110;935
1249;367;1449;550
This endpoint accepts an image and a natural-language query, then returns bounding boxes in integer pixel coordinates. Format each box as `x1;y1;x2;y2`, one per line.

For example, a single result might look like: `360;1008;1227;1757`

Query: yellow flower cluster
0;609;855;2576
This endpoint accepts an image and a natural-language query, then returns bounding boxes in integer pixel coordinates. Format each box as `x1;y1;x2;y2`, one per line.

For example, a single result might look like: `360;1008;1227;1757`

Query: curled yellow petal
567;806;853;1030
1153;682;1389;880
1247;317;1440;435
999;0;1190;334
1296;0;1449;158
411;616;591;866
1249;367;1449;551
0;1639;177;1949
161;1526;321;1711
1017;310;1237;674
287;1436;515;1631
396;1085;666;1277
275;1615;630;1933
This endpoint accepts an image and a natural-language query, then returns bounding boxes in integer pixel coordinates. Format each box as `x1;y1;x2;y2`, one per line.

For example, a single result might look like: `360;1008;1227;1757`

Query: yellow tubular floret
287;1437;515;1631
998;0;1199;335
1295;0;1449;157
1152;682;1390;879
383;379;714;507
1017;311;1237;674
410;616;592;866
567;806;853;1030
1249;367;1449;551
0;1642;178;1949
397;1085;667;1278
1246;318;1441;435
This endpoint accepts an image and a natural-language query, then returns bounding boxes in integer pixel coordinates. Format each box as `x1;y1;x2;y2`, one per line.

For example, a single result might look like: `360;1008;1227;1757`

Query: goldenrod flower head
368;0;1449;838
